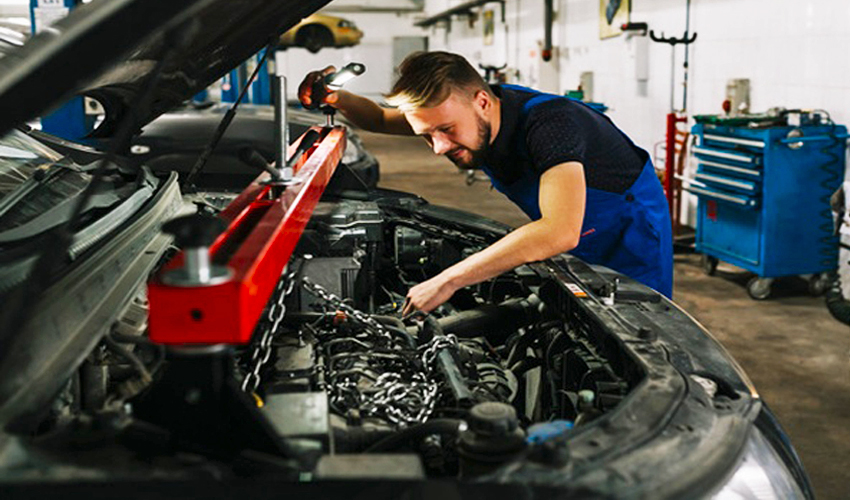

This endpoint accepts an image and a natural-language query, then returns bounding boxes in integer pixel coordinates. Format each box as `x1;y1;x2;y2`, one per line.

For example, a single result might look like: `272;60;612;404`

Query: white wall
278;10;424;102
418;0;850;161
0;0;27;18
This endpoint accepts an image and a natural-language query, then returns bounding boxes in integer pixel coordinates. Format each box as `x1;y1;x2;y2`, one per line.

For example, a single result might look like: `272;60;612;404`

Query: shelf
414;0;504;29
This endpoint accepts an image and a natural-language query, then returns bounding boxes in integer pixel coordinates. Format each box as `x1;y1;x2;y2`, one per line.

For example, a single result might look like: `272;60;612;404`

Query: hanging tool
649;0;697;113
479;63;507;84
650;0;697;239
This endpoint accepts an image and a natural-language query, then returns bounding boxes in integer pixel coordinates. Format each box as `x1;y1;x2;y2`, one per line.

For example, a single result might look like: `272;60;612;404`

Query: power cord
812;109;843;271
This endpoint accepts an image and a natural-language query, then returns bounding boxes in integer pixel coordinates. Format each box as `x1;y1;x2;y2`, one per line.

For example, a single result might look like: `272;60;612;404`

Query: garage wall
278;10;424;102
418;0;850;163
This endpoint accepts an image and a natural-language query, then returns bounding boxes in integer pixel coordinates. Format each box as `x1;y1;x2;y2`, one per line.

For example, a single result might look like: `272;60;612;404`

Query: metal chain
301;277;392;341
336;372;438;427
418;334;459;373
304;278;449;426
241;269;297;393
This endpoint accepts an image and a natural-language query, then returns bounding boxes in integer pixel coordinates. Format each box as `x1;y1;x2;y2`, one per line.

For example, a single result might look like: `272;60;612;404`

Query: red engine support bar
148;127;345;345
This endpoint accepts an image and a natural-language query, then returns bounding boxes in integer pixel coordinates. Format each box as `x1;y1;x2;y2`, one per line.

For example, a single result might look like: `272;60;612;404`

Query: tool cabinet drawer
697;159;762;181
694;172;760;195
693;145;761;167
698;199;761;265
685;185;759;209
701;133;766;152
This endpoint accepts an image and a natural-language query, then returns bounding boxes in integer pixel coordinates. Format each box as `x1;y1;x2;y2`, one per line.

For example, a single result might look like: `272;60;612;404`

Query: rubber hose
372;315;406;331
436;295;541;344
103;335;152;383
422;315;444;343
511;357;543;377
373;315;417;349
364;418;463;453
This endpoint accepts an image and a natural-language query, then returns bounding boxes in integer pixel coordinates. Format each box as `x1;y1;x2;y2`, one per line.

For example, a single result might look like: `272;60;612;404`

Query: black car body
0;0;812;498
92;103;379;191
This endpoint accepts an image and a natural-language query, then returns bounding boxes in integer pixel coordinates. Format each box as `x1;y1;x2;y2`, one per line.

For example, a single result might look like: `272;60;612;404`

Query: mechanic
299;51;673;314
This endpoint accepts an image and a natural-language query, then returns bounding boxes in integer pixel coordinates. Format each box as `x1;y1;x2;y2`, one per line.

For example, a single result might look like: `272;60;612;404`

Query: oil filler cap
467;402;518;436
458;402;526;477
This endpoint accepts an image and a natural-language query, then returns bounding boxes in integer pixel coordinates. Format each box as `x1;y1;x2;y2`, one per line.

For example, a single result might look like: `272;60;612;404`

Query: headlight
711;426;806;500
342;137;365;165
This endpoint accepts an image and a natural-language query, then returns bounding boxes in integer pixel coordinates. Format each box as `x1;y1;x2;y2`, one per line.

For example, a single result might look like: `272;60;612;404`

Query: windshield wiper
0;23;197;335
0;164;60;221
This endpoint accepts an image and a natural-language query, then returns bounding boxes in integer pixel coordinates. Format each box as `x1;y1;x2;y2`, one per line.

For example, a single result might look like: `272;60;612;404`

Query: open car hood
0;0;331;138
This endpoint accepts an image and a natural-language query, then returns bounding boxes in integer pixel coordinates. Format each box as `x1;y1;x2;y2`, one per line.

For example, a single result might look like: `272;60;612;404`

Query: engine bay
9;194;636;481
243;198;630;475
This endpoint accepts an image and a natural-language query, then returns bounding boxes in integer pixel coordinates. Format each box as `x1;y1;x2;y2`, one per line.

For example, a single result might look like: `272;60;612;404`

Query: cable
182;41;275;191
364;418;462;453
103;335;152;384
813;110;843;271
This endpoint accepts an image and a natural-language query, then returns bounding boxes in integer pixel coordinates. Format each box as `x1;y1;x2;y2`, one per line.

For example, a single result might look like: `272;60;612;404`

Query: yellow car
279;13;363;53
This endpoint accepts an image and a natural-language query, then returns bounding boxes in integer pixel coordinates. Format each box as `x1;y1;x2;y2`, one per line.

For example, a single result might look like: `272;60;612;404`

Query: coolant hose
364;419;464;453
437;295;542;343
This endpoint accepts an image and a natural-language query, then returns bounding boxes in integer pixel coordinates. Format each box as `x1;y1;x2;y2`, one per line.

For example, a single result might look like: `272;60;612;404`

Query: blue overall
481;86;673;297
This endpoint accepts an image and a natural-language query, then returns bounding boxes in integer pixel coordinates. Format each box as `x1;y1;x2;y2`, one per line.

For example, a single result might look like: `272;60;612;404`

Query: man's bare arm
403;162;586;314
332;90;414;135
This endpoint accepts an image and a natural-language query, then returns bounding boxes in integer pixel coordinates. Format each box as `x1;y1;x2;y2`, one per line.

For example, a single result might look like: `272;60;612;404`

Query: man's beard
447;115;491;169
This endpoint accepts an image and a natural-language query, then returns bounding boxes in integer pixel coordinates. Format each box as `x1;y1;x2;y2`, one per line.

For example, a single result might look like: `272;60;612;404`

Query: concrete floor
360;130;850;499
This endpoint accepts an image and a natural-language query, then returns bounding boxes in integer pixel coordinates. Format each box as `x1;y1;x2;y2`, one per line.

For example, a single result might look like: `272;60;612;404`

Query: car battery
688;116;846;299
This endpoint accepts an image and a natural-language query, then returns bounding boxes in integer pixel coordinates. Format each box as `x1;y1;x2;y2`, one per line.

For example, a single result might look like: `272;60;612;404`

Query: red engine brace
148;127;345;345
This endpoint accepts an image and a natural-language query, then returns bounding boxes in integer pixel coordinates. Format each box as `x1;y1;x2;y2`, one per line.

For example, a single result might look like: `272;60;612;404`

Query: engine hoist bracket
148;126;345;345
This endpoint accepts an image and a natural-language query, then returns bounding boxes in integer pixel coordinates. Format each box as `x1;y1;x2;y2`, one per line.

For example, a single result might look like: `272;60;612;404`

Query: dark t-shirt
484;85;647;194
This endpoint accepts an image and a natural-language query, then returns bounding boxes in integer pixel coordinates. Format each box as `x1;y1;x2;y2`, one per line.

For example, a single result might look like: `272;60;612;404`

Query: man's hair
385;51;493;112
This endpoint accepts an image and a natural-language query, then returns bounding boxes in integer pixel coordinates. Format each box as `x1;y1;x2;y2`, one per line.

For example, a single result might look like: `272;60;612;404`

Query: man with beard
299;51;672;314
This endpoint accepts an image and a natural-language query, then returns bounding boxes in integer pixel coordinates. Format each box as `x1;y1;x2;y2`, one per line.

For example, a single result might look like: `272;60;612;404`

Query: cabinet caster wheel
808;273;831;297
747;277;773;300
701;255;719;276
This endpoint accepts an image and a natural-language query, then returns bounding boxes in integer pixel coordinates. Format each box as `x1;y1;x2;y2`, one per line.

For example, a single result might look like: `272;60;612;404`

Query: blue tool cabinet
688;121;846;299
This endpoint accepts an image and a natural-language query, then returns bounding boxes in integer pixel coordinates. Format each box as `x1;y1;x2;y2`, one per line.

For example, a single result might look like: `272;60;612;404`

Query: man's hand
402;273;458;317
401;162;585;314
298;66;341;109
298;68;413;135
